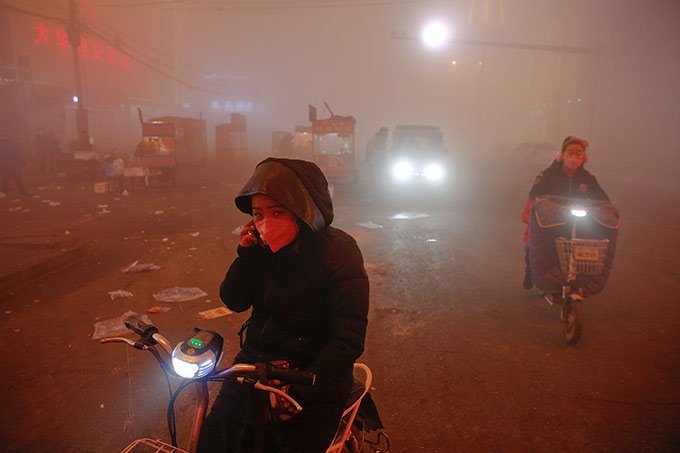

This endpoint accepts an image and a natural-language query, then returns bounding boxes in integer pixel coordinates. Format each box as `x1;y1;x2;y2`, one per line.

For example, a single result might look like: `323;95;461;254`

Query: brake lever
253;381;303;412
100;337;149;350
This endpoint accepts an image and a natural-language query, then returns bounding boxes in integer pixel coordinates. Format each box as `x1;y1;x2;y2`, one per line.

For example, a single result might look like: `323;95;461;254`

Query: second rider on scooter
197;158;370;452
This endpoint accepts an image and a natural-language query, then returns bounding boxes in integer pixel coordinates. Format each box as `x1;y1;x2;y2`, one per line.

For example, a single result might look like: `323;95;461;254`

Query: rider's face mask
255;217;299;253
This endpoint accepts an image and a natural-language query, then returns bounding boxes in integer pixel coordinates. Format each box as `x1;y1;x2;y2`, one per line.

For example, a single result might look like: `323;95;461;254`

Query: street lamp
421;21;449;49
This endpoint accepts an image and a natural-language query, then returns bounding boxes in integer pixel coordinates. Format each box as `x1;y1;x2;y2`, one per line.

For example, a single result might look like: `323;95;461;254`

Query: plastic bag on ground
153;287;208;303
122;260;161;273
108;289;134;300
92;310;151;340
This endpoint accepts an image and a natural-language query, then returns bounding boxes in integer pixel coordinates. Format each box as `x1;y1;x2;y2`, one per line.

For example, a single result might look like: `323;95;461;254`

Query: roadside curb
0;236;86;297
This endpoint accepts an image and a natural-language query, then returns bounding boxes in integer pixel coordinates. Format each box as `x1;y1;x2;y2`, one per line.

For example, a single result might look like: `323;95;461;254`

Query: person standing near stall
365;126;388;189
0;132;29;196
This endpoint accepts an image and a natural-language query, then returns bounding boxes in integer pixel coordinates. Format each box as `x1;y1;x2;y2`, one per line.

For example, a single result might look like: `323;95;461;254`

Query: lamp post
67;0;90;148
392;26;601;145
421;21;449;49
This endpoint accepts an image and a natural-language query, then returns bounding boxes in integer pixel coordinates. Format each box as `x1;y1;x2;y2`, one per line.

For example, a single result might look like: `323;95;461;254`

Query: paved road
1;157;678;452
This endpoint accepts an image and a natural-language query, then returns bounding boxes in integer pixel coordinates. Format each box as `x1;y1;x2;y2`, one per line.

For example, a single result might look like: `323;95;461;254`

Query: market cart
292;125;313;161
312;115;356;184
137;122;177;187
216;113;247;163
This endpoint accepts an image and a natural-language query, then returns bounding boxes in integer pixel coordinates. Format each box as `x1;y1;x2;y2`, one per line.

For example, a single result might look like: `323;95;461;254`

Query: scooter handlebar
124;316;158;338
266;365;316;386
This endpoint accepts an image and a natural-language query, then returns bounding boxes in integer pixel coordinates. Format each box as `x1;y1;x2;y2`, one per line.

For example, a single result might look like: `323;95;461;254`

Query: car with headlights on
379;124;450;196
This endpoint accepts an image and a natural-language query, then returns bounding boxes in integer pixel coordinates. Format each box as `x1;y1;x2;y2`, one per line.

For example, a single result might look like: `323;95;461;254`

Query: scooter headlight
392;160;414;181
172;357;201;379
171;330;223;379
570;208;587;218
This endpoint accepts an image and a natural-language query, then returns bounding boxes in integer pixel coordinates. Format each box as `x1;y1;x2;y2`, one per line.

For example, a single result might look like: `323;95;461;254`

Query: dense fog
3;0;679;189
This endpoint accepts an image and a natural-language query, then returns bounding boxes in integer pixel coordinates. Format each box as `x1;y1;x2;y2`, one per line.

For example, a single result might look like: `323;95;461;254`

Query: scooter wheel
562;299;583;345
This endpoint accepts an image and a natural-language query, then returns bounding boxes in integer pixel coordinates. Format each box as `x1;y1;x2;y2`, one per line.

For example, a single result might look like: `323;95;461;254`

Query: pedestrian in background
0;132;29;196
365;126;388;189
35;128;58;176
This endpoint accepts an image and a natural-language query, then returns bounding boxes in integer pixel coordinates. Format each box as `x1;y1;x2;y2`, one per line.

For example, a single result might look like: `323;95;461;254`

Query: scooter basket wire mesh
120;438;188;453
555;237;610;276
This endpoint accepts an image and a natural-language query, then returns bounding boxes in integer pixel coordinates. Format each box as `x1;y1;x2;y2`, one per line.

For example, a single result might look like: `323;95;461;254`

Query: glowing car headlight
392;160;414;181
423;163;444;181
570;208;587;218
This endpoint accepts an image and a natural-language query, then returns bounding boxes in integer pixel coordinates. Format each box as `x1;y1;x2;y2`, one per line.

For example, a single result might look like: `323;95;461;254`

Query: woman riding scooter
197;158;369;452
521;135;609;289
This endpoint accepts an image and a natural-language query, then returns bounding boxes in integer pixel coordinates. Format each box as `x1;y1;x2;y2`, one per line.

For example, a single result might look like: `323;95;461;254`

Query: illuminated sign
32;21;130;70
142;122;175;137
312;117;356;135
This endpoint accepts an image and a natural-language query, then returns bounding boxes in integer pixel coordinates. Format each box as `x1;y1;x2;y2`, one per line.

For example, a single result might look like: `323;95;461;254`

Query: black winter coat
220;226;369;404
529;160;609;201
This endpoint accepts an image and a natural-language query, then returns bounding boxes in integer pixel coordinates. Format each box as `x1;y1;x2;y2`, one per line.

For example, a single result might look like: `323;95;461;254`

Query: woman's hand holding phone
239;220;260;247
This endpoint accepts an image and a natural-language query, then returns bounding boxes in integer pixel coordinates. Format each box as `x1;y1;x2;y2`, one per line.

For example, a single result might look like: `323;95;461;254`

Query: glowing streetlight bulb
421;22;448;49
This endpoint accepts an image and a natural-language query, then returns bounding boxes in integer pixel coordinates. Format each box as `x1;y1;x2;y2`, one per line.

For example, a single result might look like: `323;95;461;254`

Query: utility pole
67;0;90;147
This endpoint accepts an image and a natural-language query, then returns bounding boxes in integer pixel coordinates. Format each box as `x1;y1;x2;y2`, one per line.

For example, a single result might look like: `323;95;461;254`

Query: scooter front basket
555;237;610;276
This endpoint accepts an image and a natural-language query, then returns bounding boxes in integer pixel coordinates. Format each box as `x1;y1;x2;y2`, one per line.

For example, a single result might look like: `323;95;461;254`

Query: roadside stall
60;138;101;180
135;121;177;187
292;125;313;161
216;113;247;164
150;116;207;166
312;115;356;184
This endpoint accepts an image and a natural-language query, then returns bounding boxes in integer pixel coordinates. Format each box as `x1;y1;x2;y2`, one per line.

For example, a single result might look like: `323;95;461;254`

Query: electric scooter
101;317;387;452
529;196;620;345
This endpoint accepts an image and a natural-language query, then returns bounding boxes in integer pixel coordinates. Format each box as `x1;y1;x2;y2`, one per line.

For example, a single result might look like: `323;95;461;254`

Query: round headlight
570;208;587;218
424;163;444;181
171;330;222;379
392;160;414;181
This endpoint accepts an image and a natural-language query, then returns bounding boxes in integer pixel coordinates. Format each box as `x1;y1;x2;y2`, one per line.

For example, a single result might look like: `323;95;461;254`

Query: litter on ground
389;212;430;220
153;287;208;303
92;310;151;340
198;307;233;320
122;260;161;273
108;289;134;300
357;221;384;229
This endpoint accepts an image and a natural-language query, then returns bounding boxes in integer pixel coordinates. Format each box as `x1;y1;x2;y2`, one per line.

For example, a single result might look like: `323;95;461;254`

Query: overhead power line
3;0;233;97
93;0;435;11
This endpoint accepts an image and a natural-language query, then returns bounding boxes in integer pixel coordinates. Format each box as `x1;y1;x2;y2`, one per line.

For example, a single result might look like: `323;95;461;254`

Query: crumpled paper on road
153;287;208;303
198;307;233;320
92;310;151;340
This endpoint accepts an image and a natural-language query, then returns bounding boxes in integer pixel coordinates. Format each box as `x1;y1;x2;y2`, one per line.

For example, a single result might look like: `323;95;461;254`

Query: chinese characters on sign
32;21;130;70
